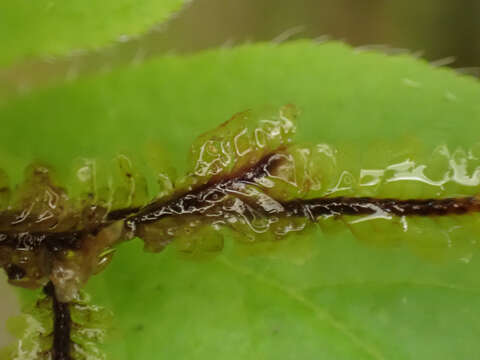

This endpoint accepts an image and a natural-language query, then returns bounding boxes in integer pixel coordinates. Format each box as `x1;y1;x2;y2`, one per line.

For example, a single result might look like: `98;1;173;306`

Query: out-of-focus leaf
0;0;187;67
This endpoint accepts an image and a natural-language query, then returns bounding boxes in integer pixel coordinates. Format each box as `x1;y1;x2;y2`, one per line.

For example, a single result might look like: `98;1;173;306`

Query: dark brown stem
125;151;286;226
43;282;72;360
1;151;480;254
287;196;480;219
126;152;480;226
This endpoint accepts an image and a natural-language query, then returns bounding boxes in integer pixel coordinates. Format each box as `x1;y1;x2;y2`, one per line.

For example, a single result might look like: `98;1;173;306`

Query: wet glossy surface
4;286;110;360
1;104;480;302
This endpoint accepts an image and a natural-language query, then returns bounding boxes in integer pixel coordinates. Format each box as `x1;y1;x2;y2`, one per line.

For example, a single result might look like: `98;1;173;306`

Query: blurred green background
1;0;479;349
1;0;479;100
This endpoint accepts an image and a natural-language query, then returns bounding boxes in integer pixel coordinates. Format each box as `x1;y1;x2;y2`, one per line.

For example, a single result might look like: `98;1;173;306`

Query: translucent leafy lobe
1;104;480;303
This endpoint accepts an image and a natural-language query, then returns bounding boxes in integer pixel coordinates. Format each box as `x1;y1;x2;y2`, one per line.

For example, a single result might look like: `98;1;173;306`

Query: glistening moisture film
1;105;479;359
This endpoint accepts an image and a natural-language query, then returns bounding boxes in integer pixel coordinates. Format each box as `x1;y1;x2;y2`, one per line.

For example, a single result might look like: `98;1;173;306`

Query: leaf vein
218;256;386;360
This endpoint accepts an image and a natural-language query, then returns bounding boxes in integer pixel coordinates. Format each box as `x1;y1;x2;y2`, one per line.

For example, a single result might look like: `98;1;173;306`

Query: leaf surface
1;41;480;359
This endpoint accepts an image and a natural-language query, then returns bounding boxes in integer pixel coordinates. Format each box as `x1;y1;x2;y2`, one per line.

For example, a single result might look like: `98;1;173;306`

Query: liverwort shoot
1;104;480;359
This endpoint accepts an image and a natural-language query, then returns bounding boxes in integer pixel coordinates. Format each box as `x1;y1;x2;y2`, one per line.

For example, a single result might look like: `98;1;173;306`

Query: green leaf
0;0;186;67
2;41;480;359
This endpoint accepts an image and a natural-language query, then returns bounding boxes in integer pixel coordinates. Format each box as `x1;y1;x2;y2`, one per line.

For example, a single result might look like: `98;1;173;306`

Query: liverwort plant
1;1;480;359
